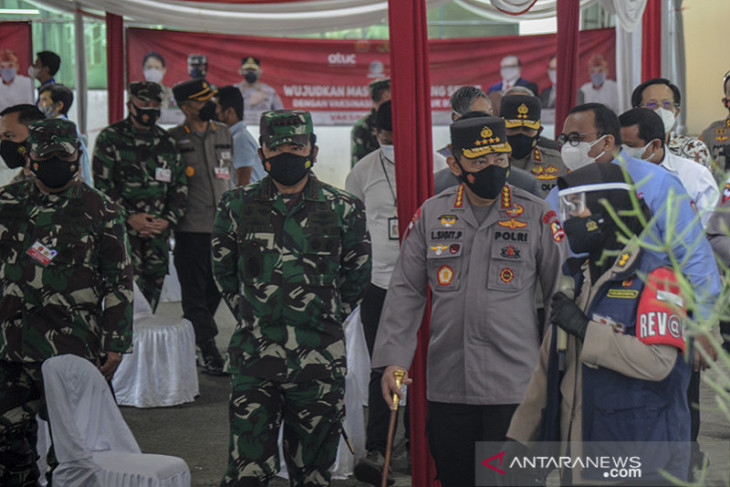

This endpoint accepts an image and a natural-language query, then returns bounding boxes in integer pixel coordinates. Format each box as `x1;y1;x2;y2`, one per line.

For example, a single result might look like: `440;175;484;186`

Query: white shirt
0;74;33;112
579;78;619;115
660;150;719;228
345;149;400;289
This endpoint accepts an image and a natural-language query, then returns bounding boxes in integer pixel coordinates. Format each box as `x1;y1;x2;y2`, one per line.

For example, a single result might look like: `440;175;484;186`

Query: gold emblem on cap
480;126;493;138
517;103;529;119
247;57;255;63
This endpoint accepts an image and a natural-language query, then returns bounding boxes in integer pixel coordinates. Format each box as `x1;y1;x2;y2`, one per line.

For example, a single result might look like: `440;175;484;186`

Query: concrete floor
121;300;730;486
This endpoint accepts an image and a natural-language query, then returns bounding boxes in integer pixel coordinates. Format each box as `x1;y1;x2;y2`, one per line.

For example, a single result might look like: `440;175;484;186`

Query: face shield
558;182;632;222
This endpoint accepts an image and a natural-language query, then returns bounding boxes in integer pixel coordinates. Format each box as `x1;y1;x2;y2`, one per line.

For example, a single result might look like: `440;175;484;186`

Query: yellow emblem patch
497;218;528;229
437;265;454;286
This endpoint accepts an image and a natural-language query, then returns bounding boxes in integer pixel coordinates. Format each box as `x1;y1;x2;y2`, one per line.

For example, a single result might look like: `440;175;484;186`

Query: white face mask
27;65;40;79
548;69;557;85
622;142;652;161
380;143;395;163
500;66;520;83
654;107;676;134
143;67;164;84
560;135;607;171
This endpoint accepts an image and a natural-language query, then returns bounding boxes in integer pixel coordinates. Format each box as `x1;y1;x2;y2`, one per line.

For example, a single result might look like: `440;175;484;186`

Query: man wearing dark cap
0;118;133;486
372;116;566;487
187;53;208;79
234;56;284;126
169;78;233;375
501;94;567;198
93;81;188;311
351;77;390;167
212;109;371;486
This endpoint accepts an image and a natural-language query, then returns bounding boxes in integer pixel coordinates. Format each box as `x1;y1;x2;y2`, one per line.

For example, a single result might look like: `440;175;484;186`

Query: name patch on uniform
497;218;528;229
27;241;57;266
494;231;527;242
500;245;520;259
607;289;639;299
499;267;514;283
155;167;171;182
437;265;454;285
439;215;458;227
431;230;463;240
214;167;231;180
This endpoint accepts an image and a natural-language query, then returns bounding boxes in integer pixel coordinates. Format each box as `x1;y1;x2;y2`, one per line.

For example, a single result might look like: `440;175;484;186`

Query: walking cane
381;369;405;487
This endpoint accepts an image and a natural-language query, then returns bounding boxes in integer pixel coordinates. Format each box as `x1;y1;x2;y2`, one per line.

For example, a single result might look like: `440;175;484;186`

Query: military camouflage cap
260;110;313;148
500;94;541;130
27;118;79;157
368;77;390;95
129;81;162;102
450;116;511;159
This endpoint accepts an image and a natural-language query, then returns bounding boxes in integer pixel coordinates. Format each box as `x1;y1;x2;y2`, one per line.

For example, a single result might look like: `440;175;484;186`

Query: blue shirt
230;120;265;184
546;150;721;319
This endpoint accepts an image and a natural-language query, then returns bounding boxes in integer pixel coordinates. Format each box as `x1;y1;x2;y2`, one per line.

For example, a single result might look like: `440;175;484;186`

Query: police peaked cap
450;116;511;159
501;94;541;130
172;78;217;103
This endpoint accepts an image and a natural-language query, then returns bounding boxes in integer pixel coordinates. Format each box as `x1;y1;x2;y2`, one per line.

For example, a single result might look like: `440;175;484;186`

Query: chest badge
499;267;514;283
437;265;454;286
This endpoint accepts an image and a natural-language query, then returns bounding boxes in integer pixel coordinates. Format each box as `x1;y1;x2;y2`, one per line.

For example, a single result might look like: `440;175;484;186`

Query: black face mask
197;101;216;121
130;105;161;127
457;161;510;200
244;71;259;84
507;133;538;160
31;156;78;189
563;214;607;254
0;139;27;169
264;151;313;187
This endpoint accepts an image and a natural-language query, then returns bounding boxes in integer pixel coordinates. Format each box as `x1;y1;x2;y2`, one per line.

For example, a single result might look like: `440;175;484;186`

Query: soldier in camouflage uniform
212;110;371;486
351;78;390;167
500;94;567;198
0;118;133;486
93;81;187;311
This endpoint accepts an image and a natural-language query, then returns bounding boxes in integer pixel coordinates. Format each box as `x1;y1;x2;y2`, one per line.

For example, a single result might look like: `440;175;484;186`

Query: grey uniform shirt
510;144;567;198
169;121;233;233
371;183;567;404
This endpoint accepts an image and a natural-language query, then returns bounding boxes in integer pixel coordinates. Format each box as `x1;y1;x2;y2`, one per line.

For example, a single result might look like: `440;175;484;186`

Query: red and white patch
722;182;730;205
636;267;686;352
403;207;422;240
437;265;454;286
505;203;524;217
550;220;565;242
542;210;557;224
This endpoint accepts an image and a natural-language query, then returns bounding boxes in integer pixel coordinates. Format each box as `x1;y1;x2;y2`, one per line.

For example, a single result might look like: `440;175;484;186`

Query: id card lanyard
380;152;399;240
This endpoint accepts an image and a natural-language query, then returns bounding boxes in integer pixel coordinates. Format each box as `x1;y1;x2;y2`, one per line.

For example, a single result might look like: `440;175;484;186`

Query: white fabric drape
27;0;451;35
454;0;599;21
601;0;647;114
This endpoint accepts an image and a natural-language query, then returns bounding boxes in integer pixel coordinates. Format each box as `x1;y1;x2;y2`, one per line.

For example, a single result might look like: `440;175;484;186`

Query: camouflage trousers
0;361;46;487
221;374;345;487
129;231;170;312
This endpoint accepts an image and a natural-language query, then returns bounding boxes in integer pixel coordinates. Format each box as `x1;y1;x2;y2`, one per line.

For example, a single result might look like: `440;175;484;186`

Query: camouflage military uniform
0;120;134;486
212;110;371;486
93;84;187;311
351;108;378;167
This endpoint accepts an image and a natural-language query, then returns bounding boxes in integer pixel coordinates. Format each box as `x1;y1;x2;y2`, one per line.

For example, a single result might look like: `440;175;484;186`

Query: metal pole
73;2;87;138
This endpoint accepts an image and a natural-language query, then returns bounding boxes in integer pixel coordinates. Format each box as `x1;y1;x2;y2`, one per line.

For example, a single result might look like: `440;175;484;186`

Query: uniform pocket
238;232;278;283
486;242;529;292
426;241;462;292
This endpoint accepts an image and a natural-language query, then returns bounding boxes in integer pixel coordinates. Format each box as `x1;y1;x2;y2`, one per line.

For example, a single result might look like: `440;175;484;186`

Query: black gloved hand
551;291;589;339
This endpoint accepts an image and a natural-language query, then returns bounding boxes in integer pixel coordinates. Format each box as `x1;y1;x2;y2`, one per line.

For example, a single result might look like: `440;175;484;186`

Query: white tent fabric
454;0;599;21
28;0;451;35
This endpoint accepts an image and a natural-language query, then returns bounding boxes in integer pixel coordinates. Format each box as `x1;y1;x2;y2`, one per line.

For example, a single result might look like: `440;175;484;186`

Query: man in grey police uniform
371;116;567;487
169;78;234;375
501;94;567;198
701;71;730;179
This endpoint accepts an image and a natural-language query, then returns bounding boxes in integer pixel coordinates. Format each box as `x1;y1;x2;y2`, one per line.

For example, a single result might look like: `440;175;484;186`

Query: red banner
127;27;615;126
0;21;33;74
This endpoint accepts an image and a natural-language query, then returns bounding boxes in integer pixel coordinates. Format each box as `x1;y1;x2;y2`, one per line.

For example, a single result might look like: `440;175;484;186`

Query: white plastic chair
41;354;191;487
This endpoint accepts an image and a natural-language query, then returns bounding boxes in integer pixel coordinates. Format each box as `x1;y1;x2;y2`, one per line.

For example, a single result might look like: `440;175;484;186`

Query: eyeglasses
556;132;602;147
639;101;678;111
